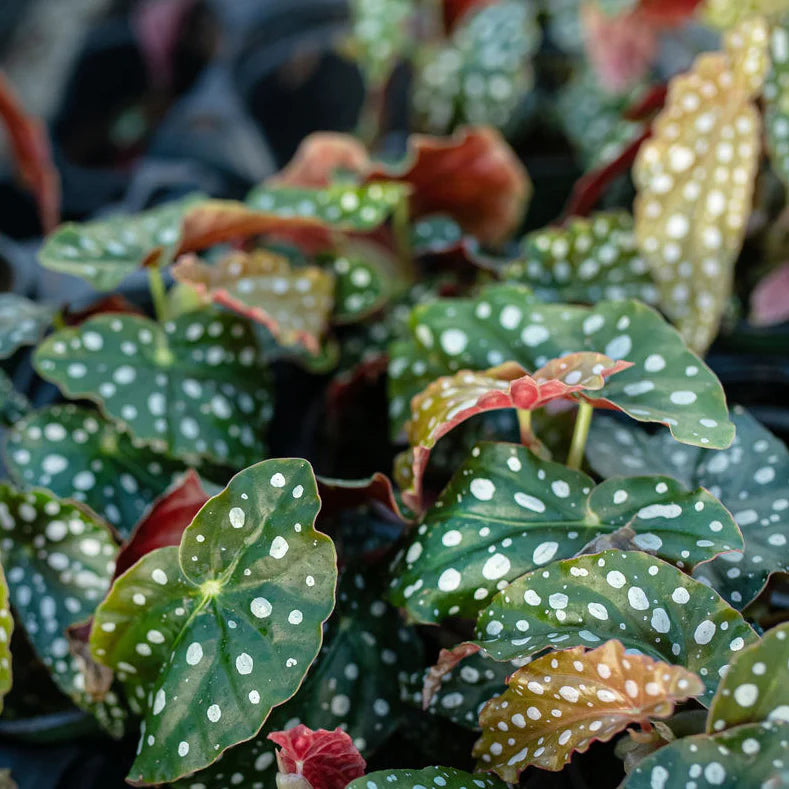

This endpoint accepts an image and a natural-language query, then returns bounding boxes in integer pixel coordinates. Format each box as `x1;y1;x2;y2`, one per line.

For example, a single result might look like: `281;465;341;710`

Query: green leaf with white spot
39;195;201;291
178;571;423;788
390;442;743;623
246;182;408;231
624;721;789;789
0;563;12;712
388;283;735;448
502;212;659;306
349;0;414;87
474;550;757;704
0;483;126;735
707;623;789;733
90;459;337;785
347;766;507;789
413;0;540;132
4;404;186;537
0;369;29;427
411;215;465;255
0;294;54;359
34;310;272;466
587;406;789;609
765;20;789;186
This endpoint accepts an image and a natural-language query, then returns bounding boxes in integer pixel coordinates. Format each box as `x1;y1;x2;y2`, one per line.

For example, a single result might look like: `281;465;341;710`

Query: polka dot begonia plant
6;10;789;782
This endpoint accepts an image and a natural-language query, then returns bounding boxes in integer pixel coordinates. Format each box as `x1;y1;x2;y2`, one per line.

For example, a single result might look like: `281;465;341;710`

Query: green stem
392;195;416;281
148;266;169;322
567;401;594;470
517;409;533;446
52;309;66;331
356;81;386;148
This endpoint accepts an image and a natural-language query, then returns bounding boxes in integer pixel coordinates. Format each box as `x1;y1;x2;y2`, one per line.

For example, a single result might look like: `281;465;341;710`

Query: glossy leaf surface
34;311;271;466
475;551;757;703
474;641;703;779
90;459;337;784
173;250;334;354
587;406;789;608
0;483;125;734
624;721;789;788
4;404;184;537
390;442;742;622
389;283;735;447
708;622;789;733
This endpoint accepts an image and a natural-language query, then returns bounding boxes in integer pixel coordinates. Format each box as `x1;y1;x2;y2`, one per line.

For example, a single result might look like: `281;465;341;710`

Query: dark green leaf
503;212;659;305
347;766;507;789
587;406;789;608
624;721;789;789
0;483;126;735
90;459;337;784
4;404;185;537
39;195;200;290
34;310;271;466
388;283;735;448
0;294;54;358
390;442;743;623
474;550;757;704
708;622;789;733
0;370;29;427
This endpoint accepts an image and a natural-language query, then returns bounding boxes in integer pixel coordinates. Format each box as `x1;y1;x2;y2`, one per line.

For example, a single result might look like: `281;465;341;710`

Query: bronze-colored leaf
172;249;335;354
473;640;705;780
633;17;768;352
270;132;370;188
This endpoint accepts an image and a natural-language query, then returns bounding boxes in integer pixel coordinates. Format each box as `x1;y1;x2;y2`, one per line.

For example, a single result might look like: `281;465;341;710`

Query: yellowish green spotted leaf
0;564;12;713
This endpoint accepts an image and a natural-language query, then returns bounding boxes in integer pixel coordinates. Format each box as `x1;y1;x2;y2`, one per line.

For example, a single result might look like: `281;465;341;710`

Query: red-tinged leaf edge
113;469;209;580
0;72;60;233
367;126;531;245
638;0;704;27
443;0;497;31
423;643;481;709
270;132;370;188
62;294;144;326
749;262;789;327
268;724;366;789
317;472;411;524
562;128;651;220
624;84;668;121
403;355;632;511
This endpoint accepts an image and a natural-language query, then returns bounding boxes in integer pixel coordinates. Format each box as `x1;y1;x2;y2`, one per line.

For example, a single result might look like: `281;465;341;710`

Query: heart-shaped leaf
246;182;408;232
114;469;209;579
269;724;366;789
633;18;768;352
0;564;12;713
90;459;337;784
412;1;540;134
347;766;507;789
586;406;789;608
34;310;271;466
349;0;414;86
39;195;201;290
765;20;789;186
708;622;789;733
400;353;630;510
503;212;659;306
390;441;742;623
0;294;54;359
169;570;422;788
475;550;757;703
0;483;126;735
388;283;735;448
369;127;531;246
172;250;334;354
623;721;789;789
473;640;704;779
4;404;185;537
